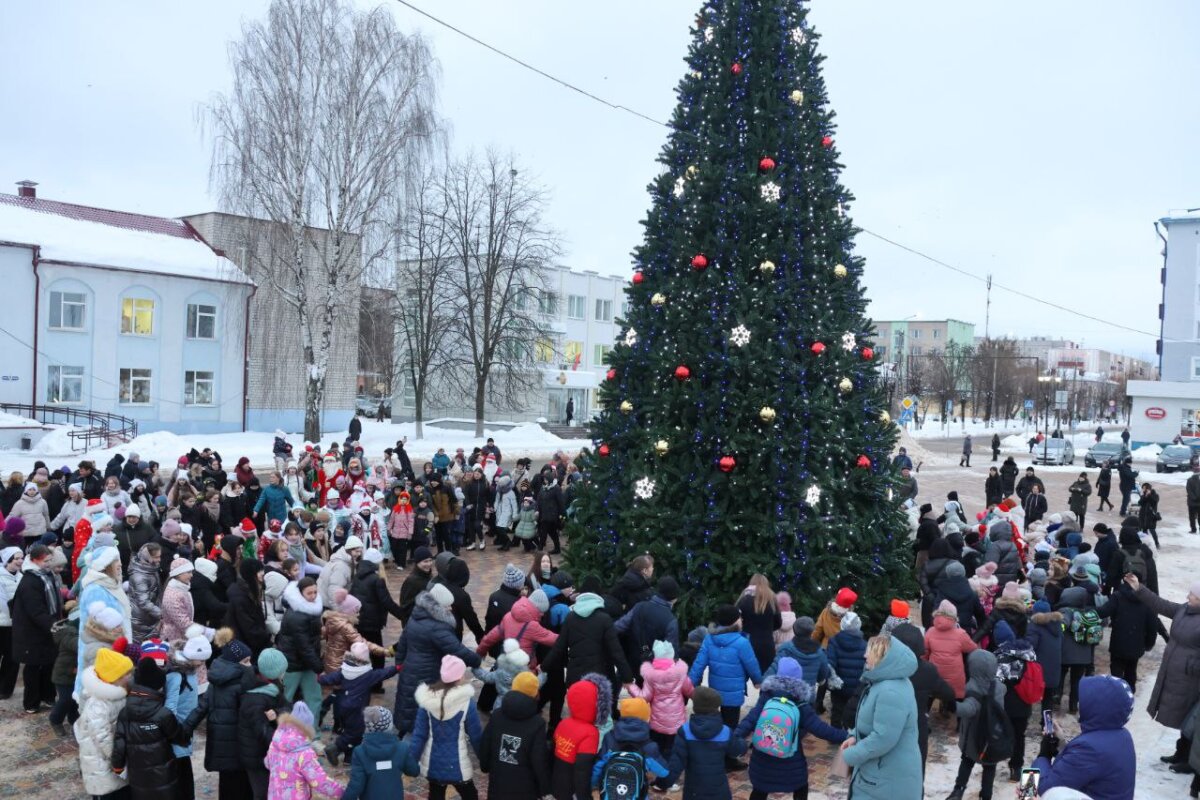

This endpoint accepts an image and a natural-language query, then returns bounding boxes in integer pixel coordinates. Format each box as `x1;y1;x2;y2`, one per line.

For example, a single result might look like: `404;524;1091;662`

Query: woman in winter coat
540;591;634;689
321;590;387;674
218;481;249;536
997;457;1019;497
254;473;296;527
0;547;21;696
935;561;988;636
161;558;202;643
840;635;923;800
492;475;518;551
392;585;482;735
264;701;344;800
1033;675;1137;800
1068;473;1092;529
317;536;362;610
349;555;404;655
919;538;955;628
627;640;694;753
985;468;1003;507
983;521;1023;588
76;549;133;698
1026;600;1064;707
127;542;164;644
10;482;50;540
165;637;211;800
946;649;1005;800
113;660;183;800
184;641;255;797
76;649;134;799
190;558;227;630
924;600;978;699
1098;572;1163;690
50;482;88;536
410;656;484;799
224;559;271;656
1139;482;1161;549
275;578;325;722
100;476;132;517
736;573;783;672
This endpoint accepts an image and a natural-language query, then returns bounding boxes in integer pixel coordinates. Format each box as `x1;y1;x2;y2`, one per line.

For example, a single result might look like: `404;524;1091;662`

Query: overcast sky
3;1;1197;360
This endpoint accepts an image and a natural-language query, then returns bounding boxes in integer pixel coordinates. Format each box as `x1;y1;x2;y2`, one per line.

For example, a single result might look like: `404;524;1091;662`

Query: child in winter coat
664;686;747;800
993;624;1040;781
687;604;762;730
553;672;612;800
76;648;134;800
774;592;796;645
969;562;1000;616
265;701;345;800
1026;599;1063;710
734;658;848;799
240;647;292;798
164;636;213;800
319;642;403;764
627;640;694;759
387;492;414;569
49;615;80;735
925;599;978;700
947;650;1006;800
409;655;484;800
513;496;538;550
766;617;831;686
341;706;419;800
113;659;184;800
472;637;530;699
881;598;912;637
478;672;551;800
1057;586;1098;713
826;612;867;726
812;587;857;647
591;698;670;798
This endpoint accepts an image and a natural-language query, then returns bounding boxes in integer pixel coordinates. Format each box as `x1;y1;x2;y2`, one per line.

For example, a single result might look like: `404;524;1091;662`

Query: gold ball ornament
790;89;804;105
654;439;670;455
838;377;854;394
620;400;634;414
833;263;848;279
880;410;891;423
759;259;776;274
686;165;699;178
759;406;777;423
650;293;666;307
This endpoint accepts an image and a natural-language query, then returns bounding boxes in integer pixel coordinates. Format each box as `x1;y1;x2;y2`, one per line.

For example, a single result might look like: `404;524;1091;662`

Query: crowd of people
0;422;1189;800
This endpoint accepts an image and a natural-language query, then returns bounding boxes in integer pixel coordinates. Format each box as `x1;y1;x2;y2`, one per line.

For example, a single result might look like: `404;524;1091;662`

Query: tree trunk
474;376;487;438
305;372;324;443
414;377;425;440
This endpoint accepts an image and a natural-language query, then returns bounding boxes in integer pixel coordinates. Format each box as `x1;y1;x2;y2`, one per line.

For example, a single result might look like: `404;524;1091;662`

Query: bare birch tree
442;151;558;437
206;0;437;440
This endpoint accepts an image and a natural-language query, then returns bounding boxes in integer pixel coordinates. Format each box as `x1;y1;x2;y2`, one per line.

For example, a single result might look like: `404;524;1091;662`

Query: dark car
1156;444;1196;473
1085;441;1128;468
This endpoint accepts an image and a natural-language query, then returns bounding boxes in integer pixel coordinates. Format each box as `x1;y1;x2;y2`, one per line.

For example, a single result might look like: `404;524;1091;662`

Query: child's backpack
1069;608;1103;646
600;751;646;800
1120;549;1149;585
1014;660;1045;705
970;690;1014;764
752;696;802;758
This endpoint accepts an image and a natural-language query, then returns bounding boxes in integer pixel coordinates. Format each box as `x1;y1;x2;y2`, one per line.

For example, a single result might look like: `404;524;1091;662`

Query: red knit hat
835;587;858;609
240;518;257;535
890;599;910;618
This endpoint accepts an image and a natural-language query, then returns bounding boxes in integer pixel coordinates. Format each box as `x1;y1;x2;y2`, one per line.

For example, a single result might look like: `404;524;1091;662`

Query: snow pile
30;426;82;457
1132;443;1163;462
0;412;43;429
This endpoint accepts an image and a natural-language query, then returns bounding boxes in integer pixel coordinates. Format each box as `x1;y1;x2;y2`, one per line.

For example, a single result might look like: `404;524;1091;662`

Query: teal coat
842;641;923;800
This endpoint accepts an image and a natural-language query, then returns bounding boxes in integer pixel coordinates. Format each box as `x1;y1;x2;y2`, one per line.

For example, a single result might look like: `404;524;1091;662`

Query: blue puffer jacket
1033;675;1136;800
688;628;762;707
734;675;848;793
164;666;201;757
666;713;747;800
410;682;483;784
826;629;867;690
764;638;830;683
1027;610;1064;690
253;483;295;523
342;731;420;800
393;592;482;734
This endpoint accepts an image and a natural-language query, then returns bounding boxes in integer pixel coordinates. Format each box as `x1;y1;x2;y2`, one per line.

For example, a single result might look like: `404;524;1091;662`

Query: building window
594;344;612;366
537;292;559;316
118;368;152;404
594;299;613;322
184;370;214;406
120;298;154;335
911;345;923;356
49;291;86;330
534;338;556;363
910;329;921;340
876;345;888;359
620;301;630;318
932;329;940;339
1192;358;1200;380
186;304;217;339
564;340;583;368
567;295;586;320
397;375;416;409
514;292;529;311
47;365;84;404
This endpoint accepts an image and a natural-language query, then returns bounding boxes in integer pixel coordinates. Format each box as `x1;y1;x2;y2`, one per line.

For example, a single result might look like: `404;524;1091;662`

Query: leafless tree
206;0;438;440
441;151;559;437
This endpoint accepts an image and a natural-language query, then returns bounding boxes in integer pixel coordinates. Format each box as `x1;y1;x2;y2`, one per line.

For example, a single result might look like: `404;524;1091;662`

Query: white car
1034;439;1074;465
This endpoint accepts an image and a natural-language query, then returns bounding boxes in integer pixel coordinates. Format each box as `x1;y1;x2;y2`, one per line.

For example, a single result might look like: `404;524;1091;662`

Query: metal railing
0;403;138;452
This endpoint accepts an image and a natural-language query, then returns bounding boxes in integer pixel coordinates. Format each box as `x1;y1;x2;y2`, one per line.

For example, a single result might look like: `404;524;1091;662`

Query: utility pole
986;275;998;428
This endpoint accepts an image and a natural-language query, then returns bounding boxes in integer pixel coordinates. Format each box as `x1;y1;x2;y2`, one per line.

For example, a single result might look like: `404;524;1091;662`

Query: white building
0;183;254;434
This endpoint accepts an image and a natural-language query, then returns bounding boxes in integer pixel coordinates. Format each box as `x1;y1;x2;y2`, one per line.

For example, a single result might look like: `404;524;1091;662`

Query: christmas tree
567;0;914;625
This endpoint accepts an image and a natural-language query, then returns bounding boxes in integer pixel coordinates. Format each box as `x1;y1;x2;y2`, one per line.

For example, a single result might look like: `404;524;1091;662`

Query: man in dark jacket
429;553;485;642
1117;458;1139;516
70;461;104;500
397;547;434;625
114;505;156;573
191;558;228;629
350;553;405;686
535;478;565;554
614;576;681;667
999;457;1019;497
348;415;362;442
120;453;145;489
478;673;550;799
1092;524;1119;594
1016;467;1045;502
540;591;633;687
891;622;956;772
1187;467;1200;534
12;544;61;711
611;555;655;613
1097;568;1165;690
113;660;184;798
1022;484;1048;531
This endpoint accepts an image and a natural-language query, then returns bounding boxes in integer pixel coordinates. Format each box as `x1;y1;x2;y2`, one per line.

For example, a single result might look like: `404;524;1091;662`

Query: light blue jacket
842;641;923;800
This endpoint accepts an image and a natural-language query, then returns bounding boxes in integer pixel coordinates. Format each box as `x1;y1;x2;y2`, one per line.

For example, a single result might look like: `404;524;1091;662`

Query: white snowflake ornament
730;325;751;347
704;26;715;42
805;485;821;506
791;27;807;45
790;89;805;105
624;328;638;347
760;181;782;203
634;476;657;500
841;332;857;351
673;177;686;198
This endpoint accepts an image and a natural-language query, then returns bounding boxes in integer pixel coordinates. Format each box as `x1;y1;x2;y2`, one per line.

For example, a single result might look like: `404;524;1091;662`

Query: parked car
1034;438;1074;466
1156;444;1196;473
1084;441;1128;468
355;395;391;418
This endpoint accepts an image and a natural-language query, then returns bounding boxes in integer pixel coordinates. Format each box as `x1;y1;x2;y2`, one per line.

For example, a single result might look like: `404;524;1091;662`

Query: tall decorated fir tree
567;0;914;624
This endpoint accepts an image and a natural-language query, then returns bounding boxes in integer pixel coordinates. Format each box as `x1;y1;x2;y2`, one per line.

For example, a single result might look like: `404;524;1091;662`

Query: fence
0;403;138;452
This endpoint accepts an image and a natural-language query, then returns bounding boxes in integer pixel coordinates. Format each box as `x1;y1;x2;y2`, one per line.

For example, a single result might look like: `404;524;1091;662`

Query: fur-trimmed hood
761;674;814;704
415;681;476;720
81;664;128;702
994;596;1027;615
282;582;323;616
413;590;456;626
1031;611;1063;625
273;716;316;750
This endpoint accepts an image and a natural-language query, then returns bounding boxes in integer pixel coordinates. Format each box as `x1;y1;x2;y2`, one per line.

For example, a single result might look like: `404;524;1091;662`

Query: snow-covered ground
0;418;580;474
0;412;45;429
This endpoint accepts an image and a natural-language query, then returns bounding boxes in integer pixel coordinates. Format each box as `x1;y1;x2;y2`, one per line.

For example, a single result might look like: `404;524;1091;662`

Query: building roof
0;193;253;285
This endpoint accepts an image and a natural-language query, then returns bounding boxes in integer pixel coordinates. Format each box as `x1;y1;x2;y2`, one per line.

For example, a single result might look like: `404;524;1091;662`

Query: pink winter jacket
160;580;195;644
388;506;414;540
266;718;344;800
475;596;558;669
923;615;978;699
628;658;694;734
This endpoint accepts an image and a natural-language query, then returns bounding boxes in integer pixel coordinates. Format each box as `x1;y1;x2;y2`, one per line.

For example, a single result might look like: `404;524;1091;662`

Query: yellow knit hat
511;671;539;699
619;697;651;723
95;648;134;684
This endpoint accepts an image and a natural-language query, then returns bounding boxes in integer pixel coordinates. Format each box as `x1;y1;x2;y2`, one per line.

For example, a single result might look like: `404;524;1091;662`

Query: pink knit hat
1001;581;1021;600
349;641;370;664
440;655;466;684
974;562;998;580
934;599;958;618
332;588;362;616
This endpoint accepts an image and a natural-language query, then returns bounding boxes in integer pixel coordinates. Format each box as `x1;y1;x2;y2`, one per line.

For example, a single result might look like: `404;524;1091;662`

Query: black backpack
600;751;646;800
970;689;1014;764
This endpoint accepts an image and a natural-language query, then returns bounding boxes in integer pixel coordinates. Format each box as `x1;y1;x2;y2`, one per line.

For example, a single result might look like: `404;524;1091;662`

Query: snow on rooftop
0;195;253;285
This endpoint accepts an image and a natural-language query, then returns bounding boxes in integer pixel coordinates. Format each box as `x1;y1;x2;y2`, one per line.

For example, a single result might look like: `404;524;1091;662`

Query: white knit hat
89;547;119;573
192;558;218;582
362;548;384;565
182;636;212;662
429;583;454;608
343;535;364;551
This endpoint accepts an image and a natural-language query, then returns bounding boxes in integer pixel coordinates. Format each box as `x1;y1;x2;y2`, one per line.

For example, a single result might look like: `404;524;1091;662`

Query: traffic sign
1023;399;1034;410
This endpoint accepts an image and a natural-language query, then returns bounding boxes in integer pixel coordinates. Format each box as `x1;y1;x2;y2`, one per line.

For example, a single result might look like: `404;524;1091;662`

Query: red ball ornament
598;444;610;457
690;254;709;271
674;365;691;381
731;62;742;75
821;135;834;148
856;455;871;469
718;455;736;473
810;342;826;355
861;347;874;360
632;271;644;285
606;368;617;381
758;157;776;172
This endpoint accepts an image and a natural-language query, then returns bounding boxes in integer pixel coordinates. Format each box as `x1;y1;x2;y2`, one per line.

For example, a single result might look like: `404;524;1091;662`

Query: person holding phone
1032;674;1135;800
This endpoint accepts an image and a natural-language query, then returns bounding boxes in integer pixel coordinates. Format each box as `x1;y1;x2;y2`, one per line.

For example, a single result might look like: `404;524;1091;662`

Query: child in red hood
552;672;611;800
